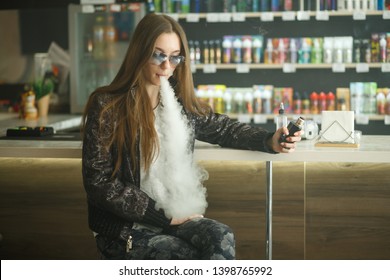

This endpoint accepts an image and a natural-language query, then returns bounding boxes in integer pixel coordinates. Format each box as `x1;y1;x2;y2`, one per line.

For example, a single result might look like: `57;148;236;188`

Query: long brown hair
82;13;209;176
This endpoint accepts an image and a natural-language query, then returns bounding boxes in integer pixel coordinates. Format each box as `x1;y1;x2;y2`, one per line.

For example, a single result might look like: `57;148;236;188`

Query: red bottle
327;91;336;111
310;91;319;114
318;92;327;113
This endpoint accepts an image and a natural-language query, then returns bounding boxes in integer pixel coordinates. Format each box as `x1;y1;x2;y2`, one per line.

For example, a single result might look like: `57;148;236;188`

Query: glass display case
68;3;145;113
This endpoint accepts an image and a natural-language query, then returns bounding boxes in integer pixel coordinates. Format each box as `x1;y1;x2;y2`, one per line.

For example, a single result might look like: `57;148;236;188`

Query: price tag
109;4;121;12
232;13;245;22
282;11;296;21
381;63;390;72
203;64;217;73
316;11;329;21
206;13;219;22
166;13;179;21
81;0;114;4
253;114;268;124
219;13;232;22
385;115;390;125
190;64;197;73
356;114;369;125
383;10;390;20
356;63;369;73
297;11;310;21
81;5;95;13
332;63;346;73
238;114;251;123
93;5;107;12
236;64;250;73
186;13;200;22
353;10;366;20
261;12;274;22
283;63;296;73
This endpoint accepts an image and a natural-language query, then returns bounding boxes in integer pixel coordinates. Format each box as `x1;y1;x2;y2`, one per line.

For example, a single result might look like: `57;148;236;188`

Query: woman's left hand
270;127;303;153
170;214;204;226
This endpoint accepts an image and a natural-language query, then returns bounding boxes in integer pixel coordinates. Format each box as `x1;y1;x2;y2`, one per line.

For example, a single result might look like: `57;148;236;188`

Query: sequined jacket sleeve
82;93;171;237
190;111;275;153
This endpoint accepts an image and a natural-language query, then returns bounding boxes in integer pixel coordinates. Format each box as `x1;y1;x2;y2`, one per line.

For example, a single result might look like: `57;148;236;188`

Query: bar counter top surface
0;113;389;162
0;113;82;135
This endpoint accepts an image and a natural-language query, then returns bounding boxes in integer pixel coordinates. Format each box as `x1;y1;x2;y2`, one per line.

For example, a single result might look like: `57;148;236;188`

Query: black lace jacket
82;92;275;238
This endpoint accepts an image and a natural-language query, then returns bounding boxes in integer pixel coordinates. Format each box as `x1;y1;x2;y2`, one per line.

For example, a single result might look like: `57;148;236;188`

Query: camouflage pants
96;217;235;260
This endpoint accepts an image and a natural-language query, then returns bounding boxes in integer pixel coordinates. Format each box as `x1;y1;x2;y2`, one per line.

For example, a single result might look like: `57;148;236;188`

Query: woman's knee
195;218;235;242
144;235;200;259
178;218;236;259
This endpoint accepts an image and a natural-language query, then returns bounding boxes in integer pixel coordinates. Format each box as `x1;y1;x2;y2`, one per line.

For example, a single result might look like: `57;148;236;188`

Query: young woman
82;13;302;260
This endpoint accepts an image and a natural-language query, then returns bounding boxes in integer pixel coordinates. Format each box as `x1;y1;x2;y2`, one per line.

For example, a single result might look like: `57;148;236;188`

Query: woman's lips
157;73;171;78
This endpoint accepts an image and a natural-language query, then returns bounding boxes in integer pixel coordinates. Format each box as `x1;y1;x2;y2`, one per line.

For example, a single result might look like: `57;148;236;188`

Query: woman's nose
160;59;173;69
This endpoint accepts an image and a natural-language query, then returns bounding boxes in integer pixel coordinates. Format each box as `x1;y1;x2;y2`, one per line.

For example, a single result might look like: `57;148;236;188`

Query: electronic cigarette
279;116;305;143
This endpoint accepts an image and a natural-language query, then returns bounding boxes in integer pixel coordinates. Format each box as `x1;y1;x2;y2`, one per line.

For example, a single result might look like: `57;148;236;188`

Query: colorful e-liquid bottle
276;102;288;130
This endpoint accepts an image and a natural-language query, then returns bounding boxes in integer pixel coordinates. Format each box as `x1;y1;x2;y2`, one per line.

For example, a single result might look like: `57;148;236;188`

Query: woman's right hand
269;127;303;153
170;214;204;225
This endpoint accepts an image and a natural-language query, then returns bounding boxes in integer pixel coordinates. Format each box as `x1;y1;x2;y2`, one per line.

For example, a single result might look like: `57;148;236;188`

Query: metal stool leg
265;161;272;260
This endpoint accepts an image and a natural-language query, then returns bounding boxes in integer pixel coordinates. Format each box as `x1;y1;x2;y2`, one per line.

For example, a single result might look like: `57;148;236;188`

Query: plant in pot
32;68;58;118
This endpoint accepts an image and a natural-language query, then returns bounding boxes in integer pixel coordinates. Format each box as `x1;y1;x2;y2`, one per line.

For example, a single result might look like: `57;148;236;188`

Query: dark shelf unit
178;12;390;135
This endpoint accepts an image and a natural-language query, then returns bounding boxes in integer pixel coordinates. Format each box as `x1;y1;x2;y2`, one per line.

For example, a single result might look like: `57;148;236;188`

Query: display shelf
178;10;389;135
191;63;387;71
173;10;388;20
224;113;388;122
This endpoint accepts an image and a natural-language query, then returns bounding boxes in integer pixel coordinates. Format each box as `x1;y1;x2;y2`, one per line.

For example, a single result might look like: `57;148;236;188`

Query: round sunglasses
151;51;185;67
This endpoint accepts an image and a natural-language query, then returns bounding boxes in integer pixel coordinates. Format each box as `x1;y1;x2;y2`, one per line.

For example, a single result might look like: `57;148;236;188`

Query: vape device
279;116;305;143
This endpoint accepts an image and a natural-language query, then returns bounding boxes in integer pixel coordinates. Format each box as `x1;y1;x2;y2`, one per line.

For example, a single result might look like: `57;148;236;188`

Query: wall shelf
177;11;390;134
191;62;387;71
225;113;388;122
171;10;389;21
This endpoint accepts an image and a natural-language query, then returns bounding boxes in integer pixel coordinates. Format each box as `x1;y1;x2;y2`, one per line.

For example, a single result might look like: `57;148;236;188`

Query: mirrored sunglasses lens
170;56;184;66
152;53;166;65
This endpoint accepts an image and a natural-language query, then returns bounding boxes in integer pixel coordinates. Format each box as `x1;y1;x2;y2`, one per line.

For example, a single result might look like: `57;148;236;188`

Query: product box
273;87;293;114
336;87;350;111
282;87;293;113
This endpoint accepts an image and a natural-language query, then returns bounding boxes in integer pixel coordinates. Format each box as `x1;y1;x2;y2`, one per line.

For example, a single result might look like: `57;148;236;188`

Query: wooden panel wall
200;161;305;260
305;162;390;260
0;158;96;260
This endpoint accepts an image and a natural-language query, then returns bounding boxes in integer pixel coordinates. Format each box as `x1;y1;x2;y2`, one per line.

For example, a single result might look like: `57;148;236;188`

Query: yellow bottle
21;87;38;120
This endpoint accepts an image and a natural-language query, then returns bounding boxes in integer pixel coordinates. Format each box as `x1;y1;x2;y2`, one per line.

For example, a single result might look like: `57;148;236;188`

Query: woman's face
143;32;183;87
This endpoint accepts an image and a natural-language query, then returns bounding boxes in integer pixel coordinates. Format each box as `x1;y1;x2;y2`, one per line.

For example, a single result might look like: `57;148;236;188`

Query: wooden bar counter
0;113;389;260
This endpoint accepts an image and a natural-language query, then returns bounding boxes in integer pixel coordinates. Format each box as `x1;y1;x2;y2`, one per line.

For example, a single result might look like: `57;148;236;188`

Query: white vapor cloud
140;77;208;219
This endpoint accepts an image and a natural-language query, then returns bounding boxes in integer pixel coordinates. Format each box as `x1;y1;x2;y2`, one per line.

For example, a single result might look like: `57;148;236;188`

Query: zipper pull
126;235;133;253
